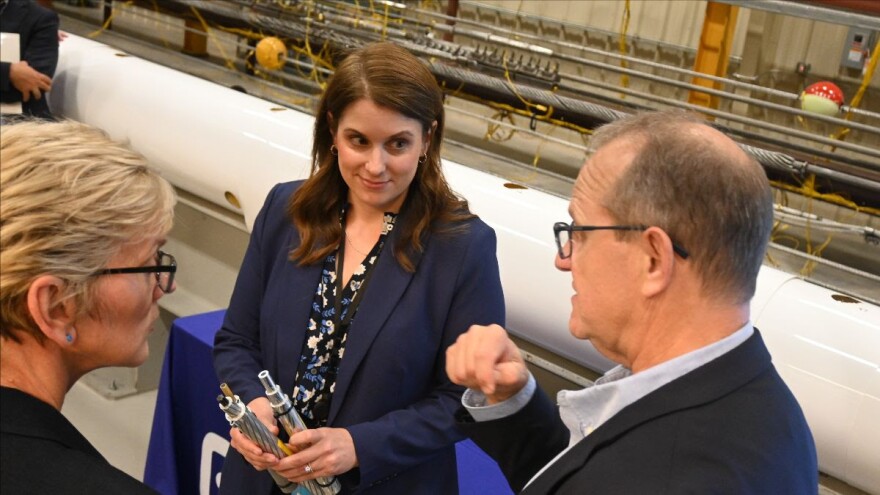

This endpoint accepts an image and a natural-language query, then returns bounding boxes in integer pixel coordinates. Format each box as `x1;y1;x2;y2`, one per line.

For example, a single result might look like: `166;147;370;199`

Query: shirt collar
558;323;754;446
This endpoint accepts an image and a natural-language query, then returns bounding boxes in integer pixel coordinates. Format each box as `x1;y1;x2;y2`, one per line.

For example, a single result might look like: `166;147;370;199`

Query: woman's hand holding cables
274;427;358;482
229;397;282;471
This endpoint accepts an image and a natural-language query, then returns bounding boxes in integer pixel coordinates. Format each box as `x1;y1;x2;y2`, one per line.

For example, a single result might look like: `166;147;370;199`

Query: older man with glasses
446;110;818;494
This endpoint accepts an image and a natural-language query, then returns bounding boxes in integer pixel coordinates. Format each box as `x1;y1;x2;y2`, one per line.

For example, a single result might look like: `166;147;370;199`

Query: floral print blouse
291;212;397;427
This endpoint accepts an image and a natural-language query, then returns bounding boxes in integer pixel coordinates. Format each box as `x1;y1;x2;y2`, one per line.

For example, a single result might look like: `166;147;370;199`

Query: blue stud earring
65;333;73;343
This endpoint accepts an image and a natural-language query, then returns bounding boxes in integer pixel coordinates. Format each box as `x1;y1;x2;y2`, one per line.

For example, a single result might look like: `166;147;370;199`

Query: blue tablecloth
144;310;513;495
144;310;230;495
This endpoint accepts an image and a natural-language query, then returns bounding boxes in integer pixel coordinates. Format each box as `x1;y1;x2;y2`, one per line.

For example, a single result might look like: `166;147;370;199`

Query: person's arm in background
22;6;60;81
1;4;59;102
4;60;52;102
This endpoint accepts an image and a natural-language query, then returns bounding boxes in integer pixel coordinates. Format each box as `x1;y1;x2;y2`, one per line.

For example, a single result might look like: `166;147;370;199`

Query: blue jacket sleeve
212;183;282;404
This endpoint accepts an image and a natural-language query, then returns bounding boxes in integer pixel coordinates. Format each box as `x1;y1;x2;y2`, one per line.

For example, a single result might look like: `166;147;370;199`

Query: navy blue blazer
214;181;506;494
0;0;59;119
459;330;818;494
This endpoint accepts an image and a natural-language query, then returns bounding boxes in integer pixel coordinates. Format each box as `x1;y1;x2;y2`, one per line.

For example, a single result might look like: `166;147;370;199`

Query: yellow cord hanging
88;0;133;38
618;0;631;95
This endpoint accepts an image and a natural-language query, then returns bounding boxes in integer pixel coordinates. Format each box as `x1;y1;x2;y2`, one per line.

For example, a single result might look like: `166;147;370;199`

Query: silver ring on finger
304;463;313;474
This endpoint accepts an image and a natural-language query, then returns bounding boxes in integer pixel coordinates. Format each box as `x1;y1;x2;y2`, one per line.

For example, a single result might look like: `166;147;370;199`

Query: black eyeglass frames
94;250;177;293
553;222;689;260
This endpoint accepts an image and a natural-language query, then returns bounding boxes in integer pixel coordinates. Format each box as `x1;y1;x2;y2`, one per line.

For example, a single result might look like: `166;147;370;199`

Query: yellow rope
452;91;591;135
770;178;880;216
440;80;467;99
800;187;831;276
531;118;561;168
88;0;133;38
500;56;551;117
770;174;878;276
302;2;321;87
187;5;237;71
381;2;390;41
485;109;517;142
618;0;631;94
770;221;801;251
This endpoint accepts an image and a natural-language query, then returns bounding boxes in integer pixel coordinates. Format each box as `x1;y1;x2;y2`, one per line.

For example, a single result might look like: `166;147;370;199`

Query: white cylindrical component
51;34;880;493
754;276;880;493
50;35;313;230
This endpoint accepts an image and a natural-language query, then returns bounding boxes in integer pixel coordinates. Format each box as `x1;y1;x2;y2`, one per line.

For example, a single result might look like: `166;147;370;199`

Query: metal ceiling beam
714;0;880;31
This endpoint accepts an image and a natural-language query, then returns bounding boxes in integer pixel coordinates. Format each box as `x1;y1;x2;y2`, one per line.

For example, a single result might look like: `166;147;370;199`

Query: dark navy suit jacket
0;0;59;118
214;181;506;494
459;330;818;494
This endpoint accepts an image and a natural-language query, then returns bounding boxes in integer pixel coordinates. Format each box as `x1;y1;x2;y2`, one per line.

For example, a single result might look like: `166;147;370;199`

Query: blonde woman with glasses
0;120;176;494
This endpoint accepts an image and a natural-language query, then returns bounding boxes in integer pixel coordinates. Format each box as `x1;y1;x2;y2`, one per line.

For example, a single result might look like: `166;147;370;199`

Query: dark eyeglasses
94;250;177;293
553;222;689;260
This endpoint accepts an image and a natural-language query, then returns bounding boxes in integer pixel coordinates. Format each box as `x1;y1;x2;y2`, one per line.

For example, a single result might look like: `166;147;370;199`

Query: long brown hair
288;42;472;271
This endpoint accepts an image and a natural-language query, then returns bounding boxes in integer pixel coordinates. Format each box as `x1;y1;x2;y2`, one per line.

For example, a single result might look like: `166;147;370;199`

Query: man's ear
639;227;676;298
26;275;77;346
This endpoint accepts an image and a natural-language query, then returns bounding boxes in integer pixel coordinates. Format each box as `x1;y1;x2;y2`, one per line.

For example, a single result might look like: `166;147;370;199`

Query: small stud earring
65;333;74;343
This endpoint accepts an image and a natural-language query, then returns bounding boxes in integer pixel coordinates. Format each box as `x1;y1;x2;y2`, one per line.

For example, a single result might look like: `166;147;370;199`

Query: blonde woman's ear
26;275;77;346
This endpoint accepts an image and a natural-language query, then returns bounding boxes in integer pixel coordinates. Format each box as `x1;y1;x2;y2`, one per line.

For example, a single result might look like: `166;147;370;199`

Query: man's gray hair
589;110;774;303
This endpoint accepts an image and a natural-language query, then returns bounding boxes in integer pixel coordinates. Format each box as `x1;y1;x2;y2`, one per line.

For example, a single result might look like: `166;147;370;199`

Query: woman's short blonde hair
1;120;176;343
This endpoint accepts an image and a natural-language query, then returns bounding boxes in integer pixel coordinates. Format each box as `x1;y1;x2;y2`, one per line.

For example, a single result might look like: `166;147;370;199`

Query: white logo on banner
200;432;229;495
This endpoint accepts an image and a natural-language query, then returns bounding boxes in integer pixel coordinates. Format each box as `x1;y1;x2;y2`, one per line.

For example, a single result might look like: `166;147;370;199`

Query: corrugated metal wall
467;0;877;91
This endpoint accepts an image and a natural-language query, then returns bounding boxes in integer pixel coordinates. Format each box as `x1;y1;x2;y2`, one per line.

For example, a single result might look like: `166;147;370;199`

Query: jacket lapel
275;233;324;394
523;331;772;494
326;227;427;423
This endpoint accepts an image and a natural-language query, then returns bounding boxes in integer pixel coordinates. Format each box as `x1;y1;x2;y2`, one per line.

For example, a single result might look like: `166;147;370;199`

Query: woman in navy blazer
213;42;505;494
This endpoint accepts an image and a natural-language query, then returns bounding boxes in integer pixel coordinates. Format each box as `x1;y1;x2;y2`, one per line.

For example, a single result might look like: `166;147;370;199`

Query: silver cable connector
259;370;342;494
217;385;297;494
